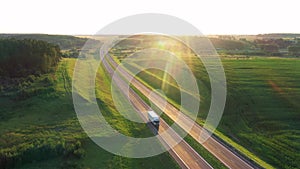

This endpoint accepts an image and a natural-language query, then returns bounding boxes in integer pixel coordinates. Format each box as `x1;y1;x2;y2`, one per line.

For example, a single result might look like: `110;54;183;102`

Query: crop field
116;55;300;169
0;58;180;169
220;57;300;169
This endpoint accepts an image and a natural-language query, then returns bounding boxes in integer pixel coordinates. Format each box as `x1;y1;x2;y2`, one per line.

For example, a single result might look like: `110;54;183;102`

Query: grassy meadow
0;58;180;169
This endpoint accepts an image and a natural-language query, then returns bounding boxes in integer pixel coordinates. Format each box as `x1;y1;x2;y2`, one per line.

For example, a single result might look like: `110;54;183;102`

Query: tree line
0;39;61;77
0;34;88;50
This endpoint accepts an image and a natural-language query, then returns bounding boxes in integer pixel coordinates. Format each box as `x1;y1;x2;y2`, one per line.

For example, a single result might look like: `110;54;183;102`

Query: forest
0;39;61;78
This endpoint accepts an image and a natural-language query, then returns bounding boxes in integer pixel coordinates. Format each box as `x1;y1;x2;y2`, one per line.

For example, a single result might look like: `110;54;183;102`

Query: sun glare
157;41;166;49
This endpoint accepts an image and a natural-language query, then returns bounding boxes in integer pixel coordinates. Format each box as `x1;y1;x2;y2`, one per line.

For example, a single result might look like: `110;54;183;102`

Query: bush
73;148;85;158
64;141;85;159
40;76;54;85
0;139;85;169
27;75;36;83
60;161;83;169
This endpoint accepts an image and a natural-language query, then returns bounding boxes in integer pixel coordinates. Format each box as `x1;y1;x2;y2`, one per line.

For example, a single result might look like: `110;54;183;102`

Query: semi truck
148;110;160;130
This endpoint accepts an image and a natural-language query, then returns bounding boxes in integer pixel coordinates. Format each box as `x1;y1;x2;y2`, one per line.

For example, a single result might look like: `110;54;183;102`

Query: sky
1;0;299;35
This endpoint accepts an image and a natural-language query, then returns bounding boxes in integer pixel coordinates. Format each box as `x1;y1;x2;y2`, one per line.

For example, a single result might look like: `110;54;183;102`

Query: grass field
116;55;300;169
0;58;180;169
220;57;300;169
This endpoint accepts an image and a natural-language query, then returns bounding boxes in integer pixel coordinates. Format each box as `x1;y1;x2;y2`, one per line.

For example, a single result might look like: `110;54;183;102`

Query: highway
102;57;213;169
105;55;257;169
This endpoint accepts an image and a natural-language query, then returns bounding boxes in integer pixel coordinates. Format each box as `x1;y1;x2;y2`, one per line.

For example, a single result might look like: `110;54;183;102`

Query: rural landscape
0;33;299;169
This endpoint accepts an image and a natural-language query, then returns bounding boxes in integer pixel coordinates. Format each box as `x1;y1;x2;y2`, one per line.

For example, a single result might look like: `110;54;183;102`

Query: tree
288;46;300;56
259;44;279;54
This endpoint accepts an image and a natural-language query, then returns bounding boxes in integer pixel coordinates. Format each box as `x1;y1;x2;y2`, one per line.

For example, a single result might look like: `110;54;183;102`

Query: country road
102;56;213;169
105;54;258;169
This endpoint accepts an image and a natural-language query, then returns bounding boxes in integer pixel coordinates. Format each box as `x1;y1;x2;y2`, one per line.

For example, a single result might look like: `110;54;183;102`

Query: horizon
1;32;300;36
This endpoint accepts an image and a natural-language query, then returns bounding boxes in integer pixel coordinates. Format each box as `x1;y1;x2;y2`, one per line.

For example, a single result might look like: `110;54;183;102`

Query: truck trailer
147;110;160;130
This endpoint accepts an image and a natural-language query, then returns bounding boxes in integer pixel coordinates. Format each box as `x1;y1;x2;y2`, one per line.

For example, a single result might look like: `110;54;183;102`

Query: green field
117;55;300;169
0;58;180;169
1;34;300;169
220;57;300;169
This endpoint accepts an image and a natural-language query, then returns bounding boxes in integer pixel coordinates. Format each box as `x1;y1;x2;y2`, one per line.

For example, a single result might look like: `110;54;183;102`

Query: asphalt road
102;57;213;169
105;55;256;169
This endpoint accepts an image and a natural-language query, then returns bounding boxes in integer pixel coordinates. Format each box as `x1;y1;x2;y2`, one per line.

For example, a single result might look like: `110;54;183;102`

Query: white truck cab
147;110;160;129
